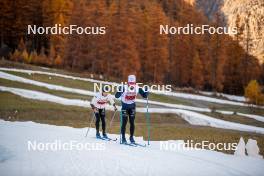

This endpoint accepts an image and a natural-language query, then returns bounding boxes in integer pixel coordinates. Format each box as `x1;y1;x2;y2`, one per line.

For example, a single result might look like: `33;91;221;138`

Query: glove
114;105;117;111
144;87;149;97
92;107;98;112
145;91;149;98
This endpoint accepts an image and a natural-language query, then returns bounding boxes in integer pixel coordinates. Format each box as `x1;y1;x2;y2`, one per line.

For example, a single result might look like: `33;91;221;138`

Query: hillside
1;0;263;94
194;0;264;63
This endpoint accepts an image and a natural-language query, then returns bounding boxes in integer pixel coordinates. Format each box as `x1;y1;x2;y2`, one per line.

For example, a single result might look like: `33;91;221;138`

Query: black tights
95;109;106;134
121;108;135;137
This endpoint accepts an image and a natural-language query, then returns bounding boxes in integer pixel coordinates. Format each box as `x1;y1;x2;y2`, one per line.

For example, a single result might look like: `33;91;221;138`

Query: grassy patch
0;59;116;83
148;93;194;106
3;70;95;91
0;78;91;100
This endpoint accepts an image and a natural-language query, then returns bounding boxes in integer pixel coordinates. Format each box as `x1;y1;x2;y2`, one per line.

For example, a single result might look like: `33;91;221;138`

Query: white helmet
128;75;136;85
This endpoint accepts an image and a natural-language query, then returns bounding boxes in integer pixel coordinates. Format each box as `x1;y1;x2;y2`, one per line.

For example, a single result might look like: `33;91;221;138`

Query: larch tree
144;1;169;83
191;52;204;90
64;0;89;69
106;0;140;79
245;80;263;105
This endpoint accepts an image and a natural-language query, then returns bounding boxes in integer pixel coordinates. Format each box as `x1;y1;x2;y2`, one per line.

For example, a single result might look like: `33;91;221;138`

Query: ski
131;142;147;147
96;137;117;141
102;137;118;141
120;142;137;147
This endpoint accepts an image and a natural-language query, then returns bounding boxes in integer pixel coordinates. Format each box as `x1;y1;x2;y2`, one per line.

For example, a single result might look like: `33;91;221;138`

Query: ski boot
102;133;108;139
129;136;135;144
121;135;127;144
96;132;101;139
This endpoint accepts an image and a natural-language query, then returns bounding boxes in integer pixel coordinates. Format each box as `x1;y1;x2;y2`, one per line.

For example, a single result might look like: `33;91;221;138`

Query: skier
90;88;117;139
115;75;148;144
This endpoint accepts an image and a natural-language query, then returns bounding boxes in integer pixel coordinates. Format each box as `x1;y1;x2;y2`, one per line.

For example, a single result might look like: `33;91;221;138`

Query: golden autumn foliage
245;80;264;105
21;49;30;63
30;51;38;64
1;0;264;95
54;55;63;67
10;50;21;62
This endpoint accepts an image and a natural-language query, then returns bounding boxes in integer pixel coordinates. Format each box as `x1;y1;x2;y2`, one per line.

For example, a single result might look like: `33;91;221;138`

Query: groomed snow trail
0;120;263;176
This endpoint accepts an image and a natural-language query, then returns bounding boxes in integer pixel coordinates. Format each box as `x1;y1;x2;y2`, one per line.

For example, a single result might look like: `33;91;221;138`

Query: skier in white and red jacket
91;88;117;138
115;75;148;144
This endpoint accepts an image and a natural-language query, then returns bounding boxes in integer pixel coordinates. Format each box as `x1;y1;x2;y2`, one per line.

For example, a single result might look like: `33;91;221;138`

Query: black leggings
121;108;135;137
95;109;106;134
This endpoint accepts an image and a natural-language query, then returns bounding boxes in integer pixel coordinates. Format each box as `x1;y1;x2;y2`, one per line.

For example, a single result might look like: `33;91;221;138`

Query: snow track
0;71;95;97
1;70;264;114
0;120;263;176
1;85;264;134
0;67;259;107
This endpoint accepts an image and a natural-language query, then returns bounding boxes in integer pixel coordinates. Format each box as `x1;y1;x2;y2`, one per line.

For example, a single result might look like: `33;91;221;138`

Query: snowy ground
201;91;246;102
0;120;263;176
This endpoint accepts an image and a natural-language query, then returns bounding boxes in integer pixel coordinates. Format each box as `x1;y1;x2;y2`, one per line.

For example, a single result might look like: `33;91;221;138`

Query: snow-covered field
0;120;263;176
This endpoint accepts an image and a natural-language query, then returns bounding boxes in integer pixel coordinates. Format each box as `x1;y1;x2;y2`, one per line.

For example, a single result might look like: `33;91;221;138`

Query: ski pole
109;110;117;130
146;97;150;145
85;111;96;137
119;110;122;144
